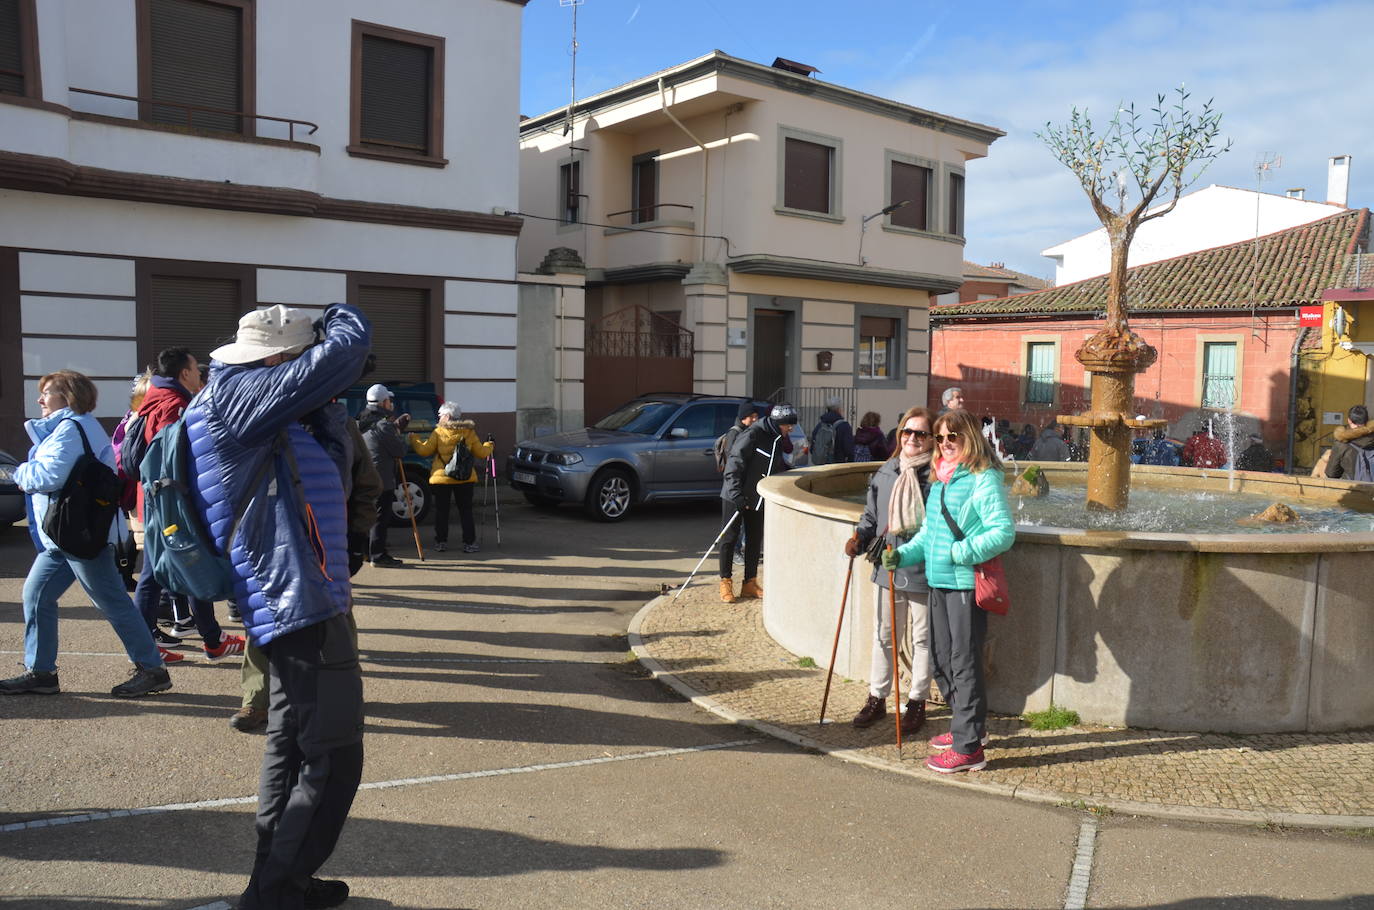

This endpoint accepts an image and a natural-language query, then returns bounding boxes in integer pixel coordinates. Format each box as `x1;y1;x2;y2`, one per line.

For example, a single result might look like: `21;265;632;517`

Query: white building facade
1042;175;1351;286
0;0;528;456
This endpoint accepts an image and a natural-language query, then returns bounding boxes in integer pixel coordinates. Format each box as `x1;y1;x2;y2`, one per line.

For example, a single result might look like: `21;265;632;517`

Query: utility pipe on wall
658;78;710;261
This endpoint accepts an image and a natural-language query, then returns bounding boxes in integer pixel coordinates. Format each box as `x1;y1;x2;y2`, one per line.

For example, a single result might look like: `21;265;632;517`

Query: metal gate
585;305;695;424
768;386;856;441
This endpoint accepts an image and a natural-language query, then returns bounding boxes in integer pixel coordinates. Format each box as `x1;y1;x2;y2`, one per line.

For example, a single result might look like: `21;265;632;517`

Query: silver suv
507;395;807;521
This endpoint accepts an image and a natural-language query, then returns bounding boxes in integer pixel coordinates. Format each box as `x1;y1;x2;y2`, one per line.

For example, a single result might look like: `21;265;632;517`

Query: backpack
444;435;475;480
1353;447;1374;482
811;420;836;466
852;441;873;462
713;431;732;472
140;420;279;601
114;412;149;511
42;420;123;560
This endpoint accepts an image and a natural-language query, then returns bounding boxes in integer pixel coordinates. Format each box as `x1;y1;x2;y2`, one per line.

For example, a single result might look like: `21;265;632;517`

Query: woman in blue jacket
884;408;1014;773
2;370;169;698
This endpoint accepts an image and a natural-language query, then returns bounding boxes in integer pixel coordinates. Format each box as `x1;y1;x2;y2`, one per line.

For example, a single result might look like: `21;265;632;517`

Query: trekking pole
818;555;856;724
888;546;902;755
670;510;740;603
396;458;424;562
488;442;501;546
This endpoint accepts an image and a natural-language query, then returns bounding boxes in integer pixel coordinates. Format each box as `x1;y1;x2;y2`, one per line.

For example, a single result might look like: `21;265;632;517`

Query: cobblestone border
628;595;1374;832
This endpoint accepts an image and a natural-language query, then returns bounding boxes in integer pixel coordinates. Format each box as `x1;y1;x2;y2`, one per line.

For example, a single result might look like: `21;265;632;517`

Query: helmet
769;403;799;426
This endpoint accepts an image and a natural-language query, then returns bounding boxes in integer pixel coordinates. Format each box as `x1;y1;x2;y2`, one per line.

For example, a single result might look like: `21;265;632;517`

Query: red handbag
940;484;1012;614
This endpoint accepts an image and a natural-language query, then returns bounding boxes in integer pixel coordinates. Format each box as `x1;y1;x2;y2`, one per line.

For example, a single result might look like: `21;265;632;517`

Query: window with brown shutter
783;137;833;214
349;21;446;167
138;0;253;135
560;161;581;225
142;269;252;369
355;285;431;384
0;0;41;100
948;171;965;237
889;160;930;231
631;152;658;224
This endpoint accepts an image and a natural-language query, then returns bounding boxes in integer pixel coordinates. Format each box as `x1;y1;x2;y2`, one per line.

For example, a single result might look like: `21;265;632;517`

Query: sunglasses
899;428;930;438
933;432;962;444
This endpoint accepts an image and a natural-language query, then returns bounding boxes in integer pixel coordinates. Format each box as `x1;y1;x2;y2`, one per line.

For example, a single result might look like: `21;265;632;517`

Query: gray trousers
239;612;364;910
868;587;932;701
928;587;987;755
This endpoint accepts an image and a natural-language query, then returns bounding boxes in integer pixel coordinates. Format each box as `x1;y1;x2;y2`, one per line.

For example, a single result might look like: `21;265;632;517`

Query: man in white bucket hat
191;303;372;909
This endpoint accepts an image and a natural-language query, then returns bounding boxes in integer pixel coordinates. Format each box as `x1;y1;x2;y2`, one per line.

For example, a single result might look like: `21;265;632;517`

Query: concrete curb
628;594;1374;832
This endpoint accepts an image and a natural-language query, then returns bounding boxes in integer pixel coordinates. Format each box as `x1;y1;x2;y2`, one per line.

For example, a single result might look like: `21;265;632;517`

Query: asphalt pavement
0;496;1371;909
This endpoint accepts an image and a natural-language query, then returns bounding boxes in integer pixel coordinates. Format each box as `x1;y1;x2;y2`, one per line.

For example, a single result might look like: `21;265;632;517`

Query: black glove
729;497;748;513
485;433;495;443
348;533;368;577
312;318;326;344
395;413;411;432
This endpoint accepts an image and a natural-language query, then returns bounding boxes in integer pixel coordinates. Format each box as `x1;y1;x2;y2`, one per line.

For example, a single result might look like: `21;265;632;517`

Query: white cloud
871;0;1374;279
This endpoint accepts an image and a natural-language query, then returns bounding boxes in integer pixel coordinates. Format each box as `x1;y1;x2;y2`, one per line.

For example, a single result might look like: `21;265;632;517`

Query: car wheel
522;491;561;510
389;467;432;527
584;468;633;522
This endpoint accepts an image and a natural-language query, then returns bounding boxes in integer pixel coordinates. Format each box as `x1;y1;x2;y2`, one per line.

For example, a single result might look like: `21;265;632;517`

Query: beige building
516;52;1002;428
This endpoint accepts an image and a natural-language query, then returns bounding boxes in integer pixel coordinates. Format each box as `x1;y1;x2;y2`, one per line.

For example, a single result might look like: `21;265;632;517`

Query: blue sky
519;0;1372;281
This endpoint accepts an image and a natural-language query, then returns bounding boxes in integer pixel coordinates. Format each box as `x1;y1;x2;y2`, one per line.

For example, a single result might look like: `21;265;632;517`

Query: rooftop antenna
1250;152;1282;341
560;0;584;137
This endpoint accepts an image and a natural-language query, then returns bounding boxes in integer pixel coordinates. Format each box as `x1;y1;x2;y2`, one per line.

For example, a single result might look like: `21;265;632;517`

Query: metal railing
68;87;319;142
587;329;694;359
768;386;856;440
604;202;694;224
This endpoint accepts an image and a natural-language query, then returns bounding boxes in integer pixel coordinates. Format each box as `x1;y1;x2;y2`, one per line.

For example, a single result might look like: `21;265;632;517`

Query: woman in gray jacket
844;405;936;733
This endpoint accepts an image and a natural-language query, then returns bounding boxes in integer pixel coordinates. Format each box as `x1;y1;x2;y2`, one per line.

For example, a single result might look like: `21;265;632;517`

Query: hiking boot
111;665;172;698
204;634;246;661
852;694;887;729
433;541;447;552
718;579;736;603
229;705;268;732
926;747;987;774
739;577;763;599
153;628;182;646
463;542;480;553
0;669;60;695
900;699;927;736
928;731;990;751
303;877;350;909
370;554;404;568
158;647;185;664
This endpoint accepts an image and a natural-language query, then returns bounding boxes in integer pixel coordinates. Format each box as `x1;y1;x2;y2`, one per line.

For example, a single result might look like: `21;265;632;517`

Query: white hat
210;305;316;365
366;383;393;403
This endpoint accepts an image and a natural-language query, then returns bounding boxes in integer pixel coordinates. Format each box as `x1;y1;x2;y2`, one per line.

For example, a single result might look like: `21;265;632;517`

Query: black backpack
43;420;123;560
445;436;475;480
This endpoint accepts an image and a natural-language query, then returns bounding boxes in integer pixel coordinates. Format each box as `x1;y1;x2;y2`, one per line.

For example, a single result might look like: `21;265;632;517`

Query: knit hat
736;401;760;422
210;305;315;365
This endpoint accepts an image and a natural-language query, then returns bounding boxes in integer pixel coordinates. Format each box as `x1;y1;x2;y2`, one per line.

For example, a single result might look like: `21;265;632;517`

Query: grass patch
796;656;818;669
1023;704;1080;730
1339;827;1374;839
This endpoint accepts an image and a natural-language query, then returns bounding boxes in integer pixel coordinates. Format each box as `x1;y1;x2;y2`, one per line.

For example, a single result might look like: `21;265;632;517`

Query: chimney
1327;155;1351;206
1286;188;1305;200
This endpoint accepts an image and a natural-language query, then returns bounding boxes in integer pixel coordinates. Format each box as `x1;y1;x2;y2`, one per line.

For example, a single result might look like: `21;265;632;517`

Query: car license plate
513;471;536;485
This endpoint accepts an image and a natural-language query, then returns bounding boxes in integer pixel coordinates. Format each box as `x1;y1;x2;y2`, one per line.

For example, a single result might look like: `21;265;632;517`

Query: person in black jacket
718;403;797;603
357;383;410;568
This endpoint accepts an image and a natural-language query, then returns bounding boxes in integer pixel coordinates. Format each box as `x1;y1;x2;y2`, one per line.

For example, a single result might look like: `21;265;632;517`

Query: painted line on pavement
1063;817;1098;909
188;903;232;910
0;739;763;835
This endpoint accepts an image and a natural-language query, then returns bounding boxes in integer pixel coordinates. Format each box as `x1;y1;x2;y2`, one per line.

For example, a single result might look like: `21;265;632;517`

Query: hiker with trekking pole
410;403;493;554
822;406;937;735
357;383;411;568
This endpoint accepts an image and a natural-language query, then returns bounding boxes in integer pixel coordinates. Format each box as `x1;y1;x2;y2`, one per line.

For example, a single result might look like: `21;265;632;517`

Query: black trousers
718;502;764;580
368;490;394;559
433;483;475;545
239;612;364;910
928;587;987;755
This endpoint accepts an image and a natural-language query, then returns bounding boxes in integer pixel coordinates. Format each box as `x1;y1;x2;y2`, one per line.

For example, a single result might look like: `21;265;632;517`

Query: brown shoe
229;705;268;732
852;695;887;729
739;577;763;599
718;578;737;603
900;699;927;735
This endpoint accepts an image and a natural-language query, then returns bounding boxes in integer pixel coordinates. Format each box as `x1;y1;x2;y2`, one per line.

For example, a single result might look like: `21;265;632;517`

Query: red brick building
928;209;1368;458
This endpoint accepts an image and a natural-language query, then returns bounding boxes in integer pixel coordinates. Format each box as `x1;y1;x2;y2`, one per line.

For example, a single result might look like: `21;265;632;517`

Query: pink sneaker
926;748;987;773
204;634;246;661
158;647;185;664
928;731;990;751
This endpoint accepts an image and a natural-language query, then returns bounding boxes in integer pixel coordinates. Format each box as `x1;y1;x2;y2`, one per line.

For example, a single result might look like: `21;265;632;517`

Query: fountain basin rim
758;463;1374;555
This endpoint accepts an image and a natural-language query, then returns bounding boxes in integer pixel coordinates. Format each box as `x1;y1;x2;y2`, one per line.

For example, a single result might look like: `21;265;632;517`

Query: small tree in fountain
1037;88;1231;510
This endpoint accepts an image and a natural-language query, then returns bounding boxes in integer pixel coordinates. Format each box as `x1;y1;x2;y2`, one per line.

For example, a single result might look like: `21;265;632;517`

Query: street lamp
858;200;909;265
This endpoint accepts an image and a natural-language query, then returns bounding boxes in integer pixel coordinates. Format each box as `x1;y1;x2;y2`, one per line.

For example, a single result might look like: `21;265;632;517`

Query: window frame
775;125;844;223
136;0;256;137
557;157;583;230
630;150;659;225
0;0;41;104
852;303;906;390
943;163;966;239
882;150;938;237
348;19;446;168
1195;335;1243;411
1021;337;1061;408
347;272;444;387
134;258;257;370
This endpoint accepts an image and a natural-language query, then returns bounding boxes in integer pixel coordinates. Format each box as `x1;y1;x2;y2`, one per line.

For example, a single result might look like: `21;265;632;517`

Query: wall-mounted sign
1299;306;1324;327
727;327;747;347
1323;411;1345;425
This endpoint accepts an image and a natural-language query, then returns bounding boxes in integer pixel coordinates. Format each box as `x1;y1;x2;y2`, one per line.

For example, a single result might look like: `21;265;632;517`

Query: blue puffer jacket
185;304;371;647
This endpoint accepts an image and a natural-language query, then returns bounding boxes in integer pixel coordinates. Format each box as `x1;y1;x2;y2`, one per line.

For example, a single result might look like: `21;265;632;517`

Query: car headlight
0;464;15;484
545;452;583;466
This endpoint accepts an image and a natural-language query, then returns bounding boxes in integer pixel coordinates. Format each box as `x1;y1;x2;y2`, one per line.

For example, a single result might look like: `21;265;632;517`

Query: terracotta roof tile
936;209;1368;319
961;260;1053;288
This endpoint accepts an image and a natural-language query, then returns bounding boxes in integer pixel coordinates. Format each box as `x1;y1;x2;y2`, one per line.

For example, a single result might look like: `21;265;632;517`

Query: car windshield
593;401;679;435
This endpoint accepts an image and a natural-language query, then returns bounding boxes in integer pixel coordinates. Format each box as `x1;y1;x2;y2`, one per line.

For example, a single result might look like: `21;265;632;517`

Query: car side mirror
668;427;689;439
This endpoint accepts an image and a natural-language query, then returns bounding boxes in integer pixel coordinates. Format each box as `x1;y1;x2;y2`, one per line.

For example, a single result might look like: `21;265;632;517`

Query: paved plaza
1;499;1372;908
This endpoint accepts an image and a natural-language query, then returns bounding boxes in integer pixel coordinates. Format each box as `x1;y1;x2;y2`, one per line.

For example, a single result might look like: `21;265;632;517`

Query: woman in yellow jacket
410;402;494;552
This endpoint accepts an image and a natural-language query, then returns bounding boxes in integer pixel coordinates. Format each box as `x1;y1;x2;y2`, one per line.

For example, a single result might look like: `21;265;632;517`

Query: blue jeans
132;551;223;647
23;545;163;673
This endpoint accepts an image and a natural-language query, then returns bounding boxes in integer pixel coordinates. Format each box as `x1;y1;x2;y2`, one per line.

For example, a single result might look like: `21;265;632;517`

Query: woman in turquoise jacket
884;408;1014;773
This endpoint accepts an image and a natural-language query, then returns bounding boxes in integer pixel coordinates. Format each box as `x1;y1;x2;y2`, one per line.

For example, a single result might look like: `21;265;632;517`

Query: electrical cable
504;209;744;259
